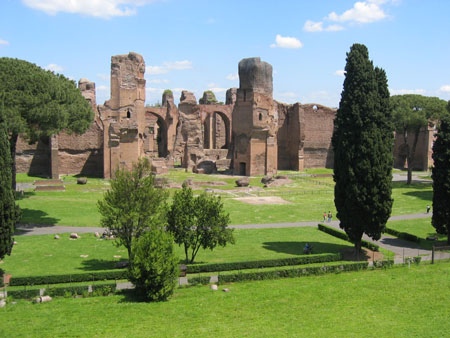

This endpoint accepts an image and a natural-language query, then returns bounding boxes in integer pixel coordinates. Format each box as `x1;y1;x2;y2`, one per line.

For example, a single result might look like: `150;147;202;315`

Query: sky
1;0;449;108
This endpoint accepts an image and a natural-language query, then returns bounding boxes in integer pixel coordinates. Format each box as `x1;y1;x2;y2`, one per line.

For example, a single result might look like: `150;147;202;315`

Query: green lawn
16;170;433;227
387;218;446;240
3;227;353;277
1;263;449;337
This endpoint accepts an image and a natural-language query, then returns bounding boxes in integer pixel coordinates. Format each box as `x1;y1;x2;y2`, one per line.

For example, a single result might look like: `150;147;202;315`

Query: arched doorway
150;113;168;158
203;112;230;150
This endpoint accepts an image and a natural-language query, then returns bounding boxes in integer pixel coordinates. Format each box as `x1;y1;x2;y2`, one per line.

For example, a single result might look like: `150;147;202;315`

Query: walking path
15;212;450;263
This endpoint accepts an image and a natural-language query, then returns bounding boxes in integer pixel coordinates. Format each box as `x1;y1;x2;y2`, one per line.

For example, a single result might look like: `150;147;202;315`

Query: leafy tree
0;117;19;260
432;110;450;244
0;58;93;189
391;94;447;184
97;158;168;262
332;43;394;258
167;184;234;264
128;227;178;301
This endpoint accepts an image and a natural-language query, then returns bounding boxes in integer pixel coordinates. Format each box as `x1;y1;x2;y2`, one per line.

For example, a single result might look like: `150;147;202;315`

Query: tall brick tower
232;57;278;176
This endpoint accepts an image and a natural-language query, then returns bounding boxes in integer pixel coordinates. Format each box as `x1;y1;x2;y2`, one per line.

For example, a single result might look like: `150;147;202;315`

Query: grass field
2;227;353;277
1;262;449;337
16;170;433;227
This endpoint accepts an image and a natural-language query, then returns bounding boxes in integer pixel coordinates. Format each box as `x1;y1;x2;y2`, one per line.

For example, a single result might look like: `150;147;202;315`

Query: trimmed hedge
187;276;211;286
0;268;4;288
7;282;117;299
218;262;368;284
318;224;380;252
384;227;421;243
9;270;128;287
186;253;341;274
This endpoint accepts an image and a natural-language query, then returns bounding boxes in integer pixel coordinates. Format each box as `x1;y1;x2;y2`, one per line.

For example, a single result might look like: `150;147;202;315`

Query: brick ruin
15;52;433;178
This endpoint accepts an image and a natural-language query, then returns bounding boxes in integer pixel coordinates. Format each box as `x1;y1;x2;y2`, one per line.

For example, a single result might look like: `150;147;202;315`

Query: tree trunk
184;245;189;264
354;240;362;260
9;133;18;191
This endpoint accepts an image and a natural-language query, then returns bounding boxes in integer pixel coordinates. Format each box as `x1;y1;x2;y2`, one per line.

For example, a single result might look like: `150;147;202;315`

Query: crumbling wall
393;125;433;171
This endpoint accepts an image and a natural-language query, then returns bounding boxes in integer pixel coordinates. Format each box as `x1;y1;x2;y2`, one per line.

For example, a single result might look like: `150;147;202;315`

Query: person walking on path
426;205;431;214
327;211;332;222
323;211;327;222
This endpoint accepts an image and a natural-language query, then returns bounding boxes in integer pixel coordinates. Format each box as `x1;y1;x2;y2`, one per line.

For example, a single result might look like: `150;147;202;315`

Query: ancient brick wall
301;104;335;168
393;126;433;171
15;136;51;177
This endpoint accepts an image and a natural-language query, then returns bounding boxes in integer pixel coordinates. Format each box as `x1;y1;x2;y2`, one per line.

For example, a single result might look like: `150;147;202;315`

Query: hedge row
0;268;4;288
384;227;421;243
9;270;128;286
188;262;368;285
7;282;117;299
317;224;380;252
186;253;341;274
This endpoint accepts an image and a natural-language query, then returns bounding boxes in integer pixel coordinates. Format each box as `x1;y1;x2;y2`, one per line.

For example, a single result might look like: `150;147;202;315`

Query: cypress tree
332;44;393;257
432;109;450;244
0;116;19;260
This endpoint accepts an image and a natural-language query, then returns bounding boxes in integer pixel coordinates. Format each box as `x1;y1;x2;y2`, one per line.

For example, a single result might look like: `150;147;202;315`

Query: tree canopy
0;57;93;188
97;159;168;262
432;108;450;244
332;43;394;257
167;184;234;264
0;117;19;260
391;94;447;184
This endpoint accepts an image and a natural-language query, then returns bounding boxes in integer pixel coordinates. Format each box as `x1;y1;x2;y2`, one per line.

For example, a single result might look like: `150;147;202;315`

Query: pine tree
0;117;19;260
432;110;450;244
332;44;393;257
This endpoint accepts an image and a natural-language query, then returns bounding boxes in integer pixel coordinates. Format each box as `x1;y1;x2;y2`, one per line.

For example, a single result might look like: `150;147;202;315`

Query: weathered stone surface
180;91;197;105
194;160;216;174
70;233;79;239
226;88;237;105
199;91;217;105
210;284;218;291
236;177;250;187
77;177;87;185
238;57;273;96
261;176;274;184
54;235;60;240
222;288;230;293
162;90;174;107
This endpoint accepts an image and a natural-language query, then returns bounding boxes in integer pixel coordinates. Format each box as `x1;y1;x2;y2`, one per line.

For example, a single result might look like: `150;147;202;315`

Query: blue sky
1;0;449;107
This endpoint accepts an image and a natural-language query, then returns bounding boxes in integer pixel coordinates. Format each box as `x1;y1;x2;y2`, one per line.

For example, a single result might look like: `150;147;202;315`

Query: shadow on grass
391;181;432;190
262;241;351;256
15;209;60;234
78;259;123;271
117;289;154;303
402;190;433;202
15;191;36;200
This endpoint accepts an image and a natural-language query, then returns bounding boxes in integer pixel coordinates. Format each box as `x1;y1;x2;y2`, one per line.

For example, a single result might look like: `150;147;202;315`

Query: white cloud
0;39;10;46
207;83;226;93
97;85;108;91
146;60;192;75
44;63;64;72
390;89;426;95
22;0;158;19
326;24;345;31
327;1;387;23
270;34;303;49
304;20;323;32
148;79;169;84
97;73;109;81
146;87;164;94
439;85;450;93
334;70;346;77
226;73;238;81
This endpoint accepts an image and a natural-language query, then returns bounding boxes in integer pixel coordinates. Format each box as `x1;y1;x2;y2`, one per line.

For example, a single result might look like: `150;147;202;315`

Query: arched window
127;109;131;118
259;113;262;121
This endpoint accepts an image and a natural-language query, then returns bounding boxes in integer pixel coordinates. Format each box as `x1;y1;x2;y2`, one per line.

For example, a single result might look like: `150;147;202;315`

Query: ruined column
232;57;278;176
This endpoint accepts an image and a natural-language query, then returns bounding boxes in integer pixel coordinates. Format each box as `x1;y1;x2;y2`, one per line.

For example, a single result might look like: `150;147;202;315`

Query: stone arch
203;111;230;150
149;112;168;158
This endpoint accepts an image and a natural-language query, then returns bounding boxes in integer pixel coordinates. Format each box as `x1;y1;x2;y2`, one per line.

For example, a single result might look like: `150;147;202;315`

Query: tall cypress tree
332;44;393;257
0;116;19;260
432;109;450;244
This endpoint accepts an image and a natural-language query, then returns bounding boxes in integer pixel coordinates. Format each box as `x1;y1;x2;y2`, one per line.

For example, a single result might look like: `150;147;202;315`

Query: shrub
186;253;341;274
318;224;380;251
128;228;178;301
9;270;128;286
0;268;4;287
384;227;421;243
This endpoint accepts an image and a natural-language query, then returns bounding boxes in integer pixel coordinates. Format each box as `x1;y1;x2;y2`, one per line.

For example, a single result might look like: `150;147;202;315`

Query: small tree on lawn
97;158;168;263
391;94;447;184
432;110;450;244
167;183;234;264
128;227;178;301
0;117;19;260
332;43;394;258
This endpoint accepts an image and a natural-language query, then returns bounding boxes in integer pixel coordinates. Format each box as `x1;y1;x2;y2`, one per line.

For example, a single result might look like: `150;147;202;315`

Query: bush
218;262;368;284
128;228;178;301
0;268;4;287
384;227;421;243
7;282;117;299
373;259;394;269
186;253;341;274
187;276;210;286
9;270;128;286
318;224;380;251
